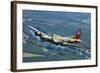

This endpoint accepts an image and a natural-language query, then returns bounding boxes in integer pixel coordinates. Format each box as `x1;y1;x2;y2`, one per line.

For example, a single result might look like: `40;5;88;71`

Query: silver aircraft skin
27;25;88;49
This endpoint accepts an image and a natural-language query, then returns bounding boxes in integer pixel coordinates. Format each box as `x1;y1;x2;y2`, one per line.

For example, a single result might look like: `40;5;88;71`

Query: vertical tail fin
74;28;81;39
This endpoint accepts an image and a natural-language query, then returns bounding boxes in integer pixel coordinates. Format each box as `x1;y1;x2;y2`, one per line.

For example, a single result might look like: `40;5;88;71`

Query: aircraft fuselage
35;31;78;46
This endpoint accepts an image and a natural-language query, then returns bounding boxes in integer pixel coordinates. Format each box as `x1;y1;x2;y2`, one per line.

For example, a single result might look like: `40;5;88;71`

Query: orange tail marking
75;34;80;39
74;28;81;39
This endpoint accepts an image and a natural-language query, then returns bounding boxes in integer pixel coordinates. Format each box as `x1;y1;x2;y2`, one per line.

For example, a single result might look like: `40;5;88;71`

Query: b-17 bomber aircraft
27;25;89;49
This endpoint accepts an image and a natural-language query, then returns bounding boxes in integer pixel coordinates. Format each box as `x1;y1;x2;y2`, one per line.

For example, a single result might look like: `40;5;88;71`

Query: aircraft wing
79;41;89;46
27;25;46;35
62;42;90;49
27;25;39;32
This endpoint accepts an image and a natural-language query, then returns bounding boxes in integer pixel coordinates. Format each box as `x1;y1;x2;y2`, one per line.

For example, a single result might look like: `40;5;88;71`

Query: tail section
74;28;81;39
